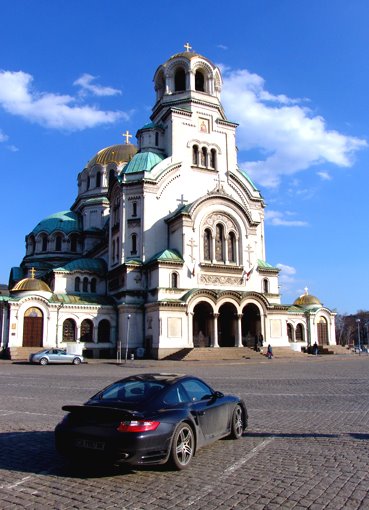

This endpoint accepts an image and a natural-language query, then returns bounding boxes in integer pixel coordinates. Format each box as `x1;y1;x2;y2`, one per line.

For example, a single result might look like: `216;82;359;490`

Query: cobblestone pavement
0;356;368;509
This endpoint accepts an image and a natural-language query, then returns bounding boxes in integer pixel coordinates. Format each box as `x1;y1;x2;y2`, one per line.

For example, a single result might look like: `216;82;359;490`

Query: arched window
80;319;93;342
195;70;205;91
55;235;62;252
70;234;78;253
96;171;101;187
174;67;186;91
287;323;293;342
109;169;115;185
210;149;216;169
41;234;48;252
82;277;88;292
131;234;137;255
296;324;304;342
201;147;207;167
192;145;199;165
204;229;211;260
228;232;236;263
263;279;269;294
215;224;225;262
171;272;178;289
90;278;97;293
63;319;76;342
74;277;80;292
132;202;137;217
98;320;110;343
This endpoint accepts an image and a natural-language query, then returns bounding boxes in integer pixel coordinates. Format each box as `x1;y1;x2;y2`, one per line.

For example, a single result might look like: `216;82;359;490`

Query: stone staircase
163;347;266;361
8;347;38;361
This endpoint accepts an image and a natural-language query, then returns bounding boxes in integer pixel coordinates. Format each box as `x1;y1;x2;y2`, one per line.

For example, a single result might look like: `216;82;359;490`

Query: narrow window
171;272;178;288
70;234;78;252
263;278;269;293
195;70;205;92
296;324;303;342
215;224;224;262
98;320;110;343
90;278;97;293
210;149;216;169
204;229;211;260
80;319;93;342
116;238;119;261
155;132;159;146
55;235;62;252
41;235;48;252
287;323;293;343
132;202;137;217
228;232;236;262
192;145;199;165
201;147;207;167
174;68;186;91
74;277;80;292
96;171;101;187
83;277;88;292
131;234;137;255
109;169;115;185
87;176;90;190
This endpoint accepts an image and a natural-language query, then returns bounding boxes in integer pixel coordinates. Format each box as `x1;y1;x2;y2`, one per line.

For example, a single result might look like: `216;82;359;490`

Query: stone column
237;314;243;347
212;313;219;348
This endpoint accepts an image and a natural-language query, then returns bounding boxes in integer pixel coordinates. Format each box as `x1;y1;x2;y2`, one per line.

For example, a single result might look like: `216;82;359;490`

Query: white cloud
217;44;228;51
0;70;128;131
74;73;122;97
222;68;367;188
0;129;8;143
317;171;332;181
265;209;308;227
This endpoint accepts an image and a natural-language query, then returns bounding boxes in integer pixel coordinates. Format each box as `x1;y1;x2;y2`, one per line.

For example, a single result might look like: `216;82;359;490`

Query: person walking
267;344;273;359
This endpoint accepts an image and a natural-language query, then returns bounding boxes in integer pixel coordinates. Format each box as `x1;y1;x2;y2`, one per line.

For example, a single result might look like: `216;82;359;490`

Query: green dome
55;258;107;276
31;211;82;235
122;152;165;175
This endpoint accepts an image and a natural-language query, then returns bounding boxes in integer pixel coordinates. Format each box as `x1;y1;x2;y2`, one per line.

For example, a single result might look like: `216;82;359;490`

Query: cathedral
0;46;336;359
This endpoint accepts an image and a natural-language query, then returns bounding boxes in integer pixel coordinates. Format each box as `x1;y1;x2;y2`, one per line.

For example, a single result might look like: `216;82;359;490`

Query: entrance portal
23;307;43;347
218;303;237;347
242;303;261;348
193;302;212;347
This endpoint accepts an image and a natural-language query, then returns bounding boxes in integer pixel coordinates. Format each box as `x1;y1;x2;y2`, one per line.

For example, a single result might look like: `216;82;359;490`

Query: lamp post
125;314;131;363
356;318;361;355
55;303;63;348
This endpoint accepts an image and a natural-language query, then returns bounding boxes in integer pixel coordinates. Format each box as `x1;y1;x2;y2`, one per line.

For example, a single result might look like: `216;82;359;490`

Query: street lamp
125;314;131;363
356;318;361;355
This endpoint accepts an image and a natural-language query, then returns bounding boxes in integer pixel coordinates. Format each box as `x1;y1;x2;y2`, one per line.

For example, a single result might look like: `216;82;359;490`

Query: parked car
55;373;248;470
29;348;83;365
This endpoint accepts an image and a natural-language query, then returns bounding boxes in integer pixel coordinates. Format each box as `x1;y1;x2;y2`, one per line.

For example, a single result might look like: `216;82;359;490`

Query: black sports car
55;373;248;470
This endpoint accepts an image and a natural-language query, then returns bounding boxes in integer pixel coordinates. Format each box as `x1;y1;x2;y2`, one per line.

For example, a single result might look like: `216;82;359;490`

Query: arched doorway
80;319;93;342
23;307;43;347
218;303;237;347
242;303;261;348
317;317;328;345
193;302;212;347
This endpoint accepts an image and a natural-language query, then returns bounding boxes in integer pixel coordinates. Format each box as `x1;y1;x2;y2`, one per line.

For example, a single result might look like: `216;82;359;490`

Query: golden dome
12;278;51;293
293;288;321;307
87;144;137;168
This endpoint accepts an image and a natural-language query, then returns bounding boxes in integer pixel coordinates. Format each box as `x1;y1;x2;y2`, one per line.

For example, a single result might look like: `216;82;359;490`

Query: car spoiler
62;405;141;420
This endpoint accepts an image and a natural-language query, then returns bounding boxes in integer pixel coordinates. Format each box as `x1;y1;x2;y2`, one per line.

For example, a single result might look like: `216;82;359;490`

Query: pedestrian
267;344;273;359
313;342;318;355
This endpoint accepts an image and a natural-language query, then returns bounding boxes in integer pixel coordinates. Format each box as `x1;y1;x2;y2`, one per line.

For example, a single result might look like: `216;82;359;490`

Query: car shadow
245;431;369;440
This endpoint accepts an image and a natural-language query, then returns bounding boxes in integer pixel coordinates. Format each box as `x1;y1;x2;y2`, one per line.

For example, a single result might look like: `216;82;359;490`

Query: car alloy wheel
72;357;81;365
170;423;194;470
39;357;48;366
230;404;244;439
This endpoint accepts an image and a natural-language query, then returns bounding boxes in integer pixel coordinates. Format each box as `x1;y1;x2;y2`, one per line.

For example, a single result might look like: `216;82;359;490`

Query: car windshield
98;380;166;403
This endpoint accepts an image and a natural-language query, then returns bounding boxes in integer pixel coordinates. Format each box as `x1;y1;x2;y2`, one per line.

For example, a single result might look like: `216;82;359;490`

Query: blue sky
1;0;368;314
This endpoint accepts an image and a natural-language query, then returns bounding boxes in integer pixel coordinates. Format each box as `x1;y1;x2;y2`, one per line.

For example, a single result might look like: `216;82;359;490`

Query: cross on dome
29;267;36;279
122;130;132;144
184;42;192;52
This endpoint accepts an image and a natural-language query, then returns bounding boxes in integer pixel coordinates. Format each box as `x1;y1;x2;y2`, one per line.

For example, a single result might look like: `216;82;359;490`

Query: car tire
72;357;81;365
229;404;244;439
39;357;48;366
169;422;194;470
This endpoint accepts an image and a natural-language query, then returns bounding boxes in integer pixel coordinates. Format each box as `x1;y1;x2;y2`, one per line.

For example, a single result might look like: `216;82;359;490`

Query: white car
29;348;84;365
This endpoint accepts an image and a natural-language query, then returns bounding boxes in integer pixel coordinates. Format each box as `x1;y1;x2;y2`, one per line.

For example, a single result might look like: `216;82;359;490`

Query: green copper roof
54;258;107;276
31;211;82;235
50;293;115;306
146;249;184;265
122;152;165;175
237;167;259;191
257;259;280;271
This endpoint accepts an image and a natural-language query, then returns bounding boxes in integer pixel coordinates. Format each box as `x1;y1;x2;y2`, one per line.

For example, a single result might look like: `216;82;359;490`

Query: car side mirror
213;391;224;399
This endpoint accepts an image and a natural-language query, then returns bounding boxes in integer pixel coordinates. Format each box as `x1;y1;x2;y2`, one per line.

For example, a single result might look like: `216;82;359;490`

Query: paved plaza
0;355;368;509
